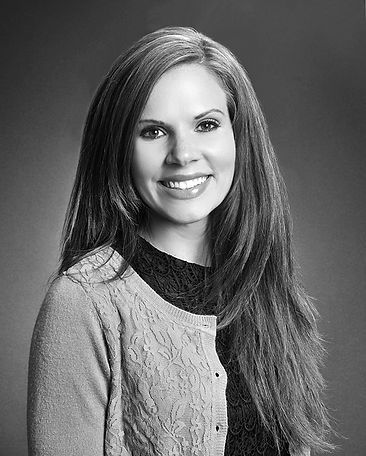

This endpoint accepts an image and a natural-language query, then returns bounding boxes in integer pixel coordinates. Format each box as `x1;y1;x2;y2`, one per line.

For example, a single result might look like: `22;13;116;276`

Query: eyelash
140;118;221;140
196;118;220;132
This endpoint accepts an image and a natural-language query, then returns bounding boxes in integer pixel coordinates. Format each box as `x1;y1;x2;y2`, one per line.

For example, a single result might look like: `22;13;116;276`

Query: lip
159;173;212;183
158;175;212;200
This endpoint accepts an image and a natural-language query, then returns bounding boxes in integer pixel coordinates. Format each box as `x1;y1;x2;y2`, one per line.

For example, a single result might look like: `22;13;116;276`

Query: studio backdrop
1;1;365;455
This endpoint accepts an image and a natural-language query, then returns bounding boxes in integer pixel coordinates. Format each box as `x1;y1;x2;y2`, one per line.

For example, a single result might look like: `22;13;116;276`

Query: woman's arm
27;276;110;456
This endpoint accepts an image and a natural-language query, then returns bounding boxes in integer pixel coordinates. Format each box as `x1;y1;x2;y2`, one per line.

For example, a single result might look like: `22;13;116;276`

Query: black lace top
126;236;290;456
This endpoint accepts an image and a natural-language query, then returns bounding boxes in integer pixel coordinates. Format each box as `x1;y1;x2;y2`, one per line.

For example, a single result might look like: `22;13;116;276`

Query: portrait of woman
26;26;335;456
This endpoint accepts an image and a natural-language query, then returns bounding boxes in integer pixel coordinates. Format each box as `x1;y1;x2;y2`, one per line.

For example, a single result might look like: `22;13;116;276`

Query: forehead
141;63;228;118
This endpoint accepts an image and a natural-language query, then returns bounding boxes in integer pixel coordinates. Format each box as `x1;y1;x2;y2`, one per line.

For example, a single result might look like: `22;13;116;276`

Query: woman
27;27;333;455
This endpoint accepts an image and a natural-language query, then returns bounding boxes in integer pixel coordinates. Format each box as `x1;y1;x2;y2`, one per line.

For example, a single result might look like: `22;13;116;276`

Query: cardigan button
216;425;220;432
215;372;219;377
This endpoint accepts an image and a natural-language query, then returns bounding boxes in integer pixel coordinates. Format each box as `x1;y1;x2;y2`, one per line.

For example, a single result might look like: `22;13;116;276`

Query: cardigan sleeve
27;276;111;456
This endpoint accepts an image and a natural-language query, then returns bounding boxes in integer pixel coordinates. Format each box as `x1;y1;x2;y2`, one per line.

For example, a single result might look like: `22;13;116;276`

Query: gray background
1;0;365;454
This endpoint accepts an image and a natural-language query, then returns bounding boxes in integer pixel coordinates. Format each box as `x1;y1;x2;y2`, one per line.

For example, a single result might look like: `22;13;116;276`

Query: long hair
59;27;333;453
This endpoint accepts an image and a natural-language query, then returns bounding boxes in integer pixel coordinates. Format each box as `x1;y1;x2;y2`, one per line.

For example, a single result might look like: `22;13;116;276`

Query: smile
161;176;209;190
158;175;212;200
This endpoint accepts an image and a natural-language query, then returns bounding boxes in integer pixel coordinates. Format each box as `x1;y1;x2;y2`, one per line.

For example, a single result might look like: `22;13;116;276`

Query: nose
165;132;201;166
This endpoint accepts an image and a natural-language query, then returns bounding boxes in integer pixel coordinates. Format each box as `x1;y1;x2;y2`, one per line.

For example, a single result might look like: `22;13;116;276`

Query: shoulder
42;247;135;338
37;247;124;335
35;275;101;342
33;254;126;365
64;246;123;284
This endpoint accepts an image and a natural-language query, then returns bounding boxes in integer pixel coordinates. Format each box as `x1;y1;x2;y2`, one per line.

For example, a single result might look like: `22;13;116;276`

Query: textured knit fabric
27;246;310;456
127;237;290;456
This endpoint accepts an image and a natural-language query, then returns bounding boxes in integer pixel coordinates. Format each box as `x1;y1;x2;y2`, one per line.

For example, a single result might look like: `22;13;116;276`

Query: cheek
215;133;236;179
132;145;158;188
131;159;149;200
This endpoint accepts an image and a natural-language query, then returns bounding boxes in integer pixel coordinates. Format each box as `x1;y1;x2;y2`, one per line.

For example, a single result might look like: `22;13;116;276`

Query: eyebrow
138;108;225;125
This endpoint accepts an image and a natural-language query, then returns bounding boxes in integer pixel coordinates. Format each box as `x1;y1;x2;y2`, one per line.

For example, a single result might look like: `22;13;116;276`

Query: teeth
164;176;208;190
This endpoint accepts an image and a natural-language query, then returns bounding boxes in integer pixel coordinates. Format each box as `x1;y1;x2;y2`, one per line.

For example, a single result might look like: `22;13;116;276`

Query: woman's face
132;63;236;231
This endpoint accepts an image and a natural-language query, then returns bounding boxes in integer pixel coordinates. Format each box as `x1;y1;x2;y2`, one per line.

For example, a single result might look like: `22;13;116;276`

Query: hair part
59;26;334;453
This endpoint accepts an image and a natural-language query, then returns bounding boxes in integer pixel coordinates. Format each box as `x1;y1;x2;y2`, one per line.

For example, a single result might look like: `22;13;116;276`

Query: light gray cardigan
27;247;309;456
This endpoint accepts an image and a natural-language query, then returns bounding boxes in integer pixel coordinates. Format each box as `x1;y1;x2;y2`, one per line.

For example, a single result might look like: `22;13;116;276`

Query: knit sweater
27;246;309;456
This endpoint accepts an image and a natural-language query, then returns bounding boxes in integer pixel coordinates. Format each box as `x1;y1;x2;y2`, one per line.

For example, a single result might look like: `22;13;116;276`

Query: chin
161;210;211;227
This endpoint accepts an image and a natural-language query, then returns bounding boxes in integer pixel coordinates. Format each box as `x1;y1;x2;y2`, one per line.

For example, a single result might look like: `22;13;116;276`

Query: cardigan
126;236;290;456
27;246;310;456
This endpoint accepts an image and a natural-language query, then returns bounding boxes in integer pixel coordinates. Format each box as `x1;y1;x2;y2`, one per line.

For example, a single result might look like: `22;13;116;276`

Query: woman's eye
196;119;220;132
140;127;165;140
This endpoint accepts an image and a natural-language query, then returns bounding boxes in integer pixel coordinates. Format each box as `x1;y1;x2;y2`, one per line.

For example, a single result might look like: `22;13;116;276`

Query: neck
140;217;210;267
